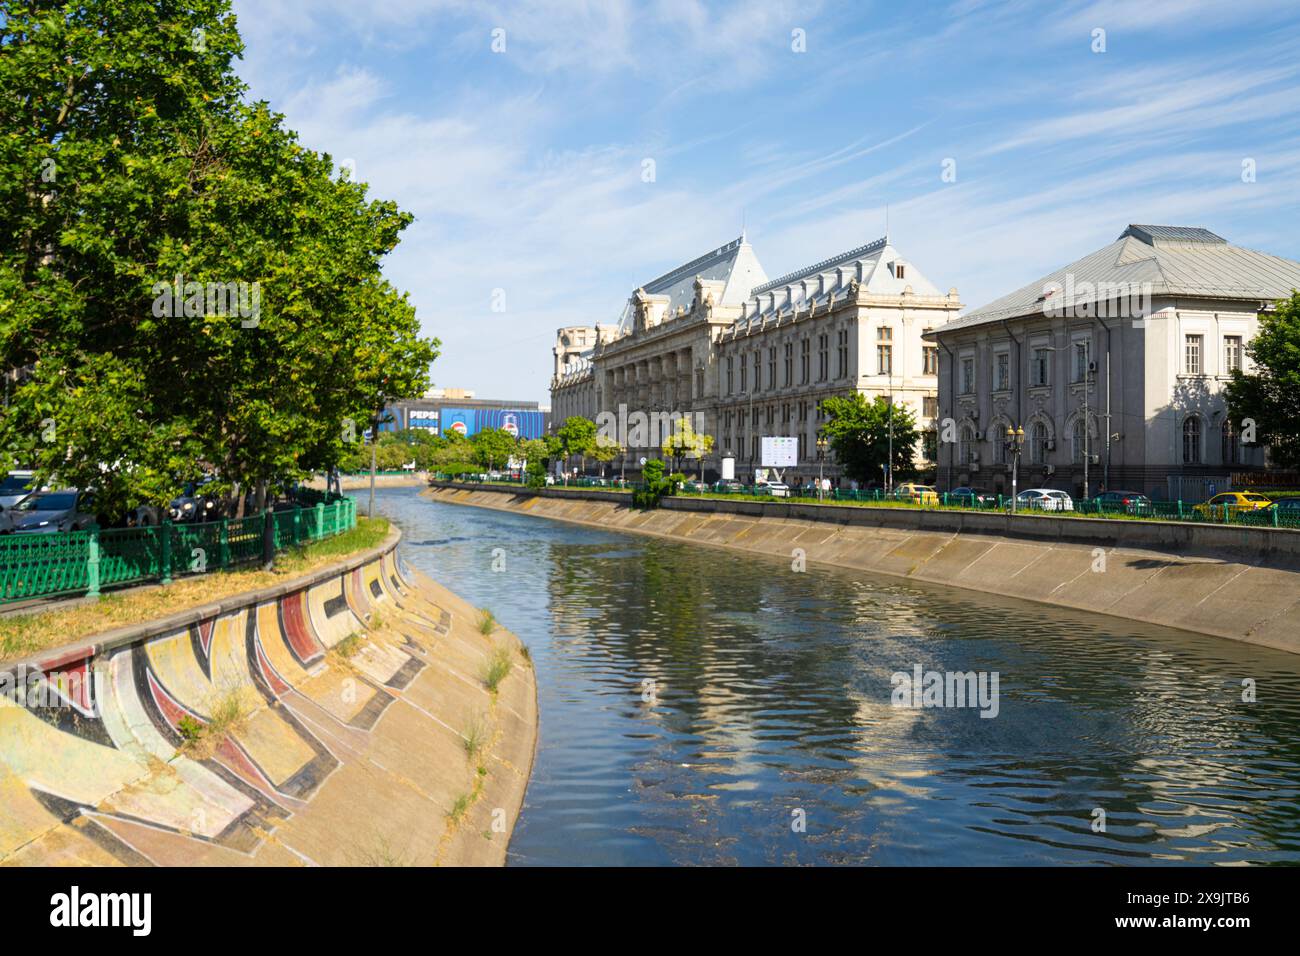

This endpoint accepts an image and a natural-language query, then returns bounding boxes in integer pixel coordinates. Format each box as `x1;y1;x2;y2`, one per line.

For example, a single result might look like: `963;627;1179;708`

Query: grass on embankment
0;517;391;665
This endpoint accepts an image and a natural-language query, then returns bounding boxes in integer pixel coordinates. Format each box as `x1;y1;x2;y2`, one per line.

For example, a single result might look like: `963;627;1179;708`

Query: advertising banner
441;407;476;437
761;436;798;468
478;408;544;440
407;409;439;430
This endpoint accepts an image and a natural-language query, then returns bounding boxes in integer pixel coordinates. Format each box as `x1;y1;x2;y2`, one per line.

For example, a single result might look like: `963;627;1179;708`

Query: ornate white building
550;233;961;481
927;224;1300;501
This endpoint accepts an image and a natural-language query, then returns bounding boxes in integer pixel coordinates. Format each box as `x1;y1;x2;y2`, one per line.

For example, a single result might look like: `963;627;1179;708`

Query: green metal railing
0;497;357;605
432;474;1300;529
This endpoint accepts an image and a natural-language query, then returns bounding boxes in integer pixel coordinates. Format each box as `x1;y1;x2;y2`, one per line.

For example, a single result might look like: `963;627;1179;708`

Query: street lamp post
1006;425;1025;513
816;435;828;502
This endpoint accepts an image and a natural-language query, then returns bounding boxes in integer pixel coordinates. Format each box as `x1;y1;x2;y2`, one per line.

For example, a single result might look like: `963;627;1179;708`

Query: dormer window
892;262;906;279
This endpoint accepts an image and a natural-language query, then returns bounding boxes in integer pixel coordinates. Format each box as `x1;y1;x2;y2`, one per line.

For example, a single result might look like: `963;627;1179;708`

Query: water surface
376;487;1300;866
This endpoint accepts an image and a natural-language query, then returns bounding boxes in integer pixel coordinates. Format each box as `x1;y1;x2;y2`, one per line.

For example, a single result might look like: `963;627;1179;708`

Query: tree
1226;291;1300;470
820;393;919;485
473;427;516;472
0;0;438;519
661;416;714;476
556;416;597;476
592;434;619;476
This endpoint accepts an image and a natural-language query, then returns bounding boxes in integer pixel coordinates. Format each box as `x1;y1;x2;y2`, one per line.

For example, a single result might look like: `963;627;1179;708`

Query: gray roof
733;236;946;331
615;235;768;332
940;224;1300;333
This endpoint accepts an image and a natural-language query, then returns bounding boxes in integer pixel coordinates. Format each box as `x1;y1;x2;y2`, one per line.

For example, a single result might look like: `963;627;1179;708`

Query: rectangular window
836;329;849;378
995;352;1009;391
1032;348;1050;387
818;334;829;381
800;338;810;384
784;342;794;385
740;356;747;393
1185;334;1203;375
1225;335;1242;373
726;357;734;394
923;346;939;375
768;346;777;387
753;352;762;391
878;344;893;376
923;396;938;418
961;357;975;395
1073;342;1089;382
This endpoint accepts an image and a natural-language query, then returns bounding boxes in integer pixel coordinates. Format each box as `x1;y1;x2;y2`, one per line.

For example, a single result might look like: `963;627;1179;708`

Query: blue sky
230;0;1300;405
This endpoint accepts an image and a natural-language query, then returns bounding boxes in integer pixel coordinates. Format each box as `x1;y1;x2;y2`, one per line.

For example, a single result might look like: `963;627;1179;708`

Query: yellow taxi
895;482;939;506
1192;491;1273;518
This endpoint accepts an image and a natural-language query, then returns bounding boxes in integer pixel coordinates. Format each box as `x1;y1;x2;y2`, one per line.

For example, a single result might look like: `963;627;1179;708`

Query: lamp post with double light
1006;425;1025;513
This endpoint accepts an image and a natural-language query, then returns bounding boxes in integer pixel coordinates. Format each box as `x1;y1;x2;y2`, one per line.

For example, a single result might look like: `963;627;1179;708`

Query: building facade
550;233;961;482
927;225;1300;502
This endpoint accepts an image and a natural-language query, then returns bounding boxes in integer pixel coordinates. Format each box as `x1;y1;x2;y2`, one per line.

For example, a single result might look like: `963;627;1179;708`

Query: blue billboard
441;407;476;437
478;408;544;440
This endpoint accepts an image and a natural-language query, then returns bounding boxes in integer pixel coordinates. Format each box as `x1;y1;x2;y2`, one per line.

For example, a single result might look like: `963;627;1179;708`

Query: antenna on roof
741;207;747;243
885;204;890;244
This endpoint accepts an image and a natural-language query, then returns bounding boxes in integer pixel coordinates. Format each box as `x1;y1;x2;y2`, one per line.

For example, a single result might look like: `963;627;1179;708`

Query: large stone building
926;224;1300;501
550;233;961;482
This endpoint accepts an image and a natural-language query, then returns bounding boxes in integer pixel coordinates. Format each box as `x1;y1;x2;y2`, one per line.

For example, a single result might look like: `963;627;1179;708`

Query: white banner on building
761;436;798;468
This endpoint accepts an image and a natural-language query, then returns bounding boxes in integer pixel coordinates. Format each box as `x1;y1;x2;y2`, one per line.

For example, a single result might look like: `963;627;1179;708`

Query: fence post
86;530;101;599
262;507;275;570
315;501;325;539
160;519;173;585
219;517;230;568
1274;506;1280;529
293;504;302;544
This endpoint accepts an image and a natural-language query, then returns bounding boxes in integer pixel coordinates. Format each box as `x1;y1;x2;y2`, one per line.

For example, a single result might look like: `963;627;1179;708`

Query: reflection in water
375;488;1300;866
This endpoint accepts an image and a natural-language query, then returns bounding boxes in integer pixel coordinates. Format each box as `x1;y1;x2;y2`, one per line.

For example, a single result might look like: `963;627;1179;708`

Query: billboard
441;407;544;440
761;436;798;468
478;408;545;440
441;407;476;437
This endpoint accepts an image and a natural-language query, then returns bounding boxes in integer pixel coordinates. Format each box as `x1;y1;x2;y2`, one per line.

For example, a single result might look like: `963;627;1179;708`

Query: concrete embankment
426;483;1300;656
0;525;537;866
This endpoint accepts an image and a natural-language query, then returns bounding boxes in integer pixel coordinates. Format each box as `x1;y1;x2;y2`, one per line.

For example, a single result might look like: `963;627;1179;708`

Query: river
375;487;1300;866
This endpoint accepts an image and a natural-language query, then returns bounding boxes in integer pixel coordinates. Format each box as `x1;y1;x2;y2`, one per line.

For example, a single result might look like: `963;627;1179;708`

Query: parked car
0;471;38;510
1192;491;1273;518
9;489;99;533
755;482;791;498
169;479;220;523
896;483;939;506
712;480;745;494
1013;488;1074;512
946;486;997;507
1089;490;1152;515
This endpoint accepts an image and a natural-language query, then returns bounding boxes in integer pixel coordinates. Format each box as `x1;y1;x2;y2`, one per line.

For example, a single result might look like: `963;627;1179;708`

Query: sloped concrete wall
0;527;537;867
428;484;1300;656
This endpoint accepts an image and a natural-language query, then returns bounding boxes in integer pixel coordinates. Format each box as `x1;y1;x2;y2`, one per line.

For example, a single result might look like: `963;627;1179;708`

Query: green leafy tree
0;0;438;518
592;434;619;475
556;416;597;476
660;416;715;476
820;393;919;485
473;427;516;472
1226;291;1300;470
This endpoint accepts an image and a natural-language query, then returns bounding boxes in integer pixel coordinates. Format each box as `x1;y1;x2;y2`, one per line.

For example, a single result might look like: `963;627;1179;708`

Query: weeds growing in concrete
477;607;496;635
482;647;512;693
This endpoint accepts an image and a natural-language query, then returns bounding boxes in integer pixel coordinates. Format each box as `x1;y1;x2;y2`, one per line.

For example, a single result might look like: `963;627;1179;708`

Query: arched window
1221;419;1239;466
1072;419;1087;464
960;424;976;465
1030;421;1049;464
1183;416;1202;464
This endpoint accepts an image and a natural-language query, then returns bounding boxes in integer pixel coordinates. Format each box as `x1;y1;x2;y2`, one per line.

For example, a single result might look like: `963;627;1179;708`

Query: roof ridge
641;236;744;293
751;236;887;297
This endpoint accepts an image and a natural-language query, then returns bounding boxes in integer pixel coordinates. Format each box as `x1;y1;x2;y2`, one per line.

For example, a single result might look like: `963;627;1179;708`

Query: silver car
1015;488;1074;512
